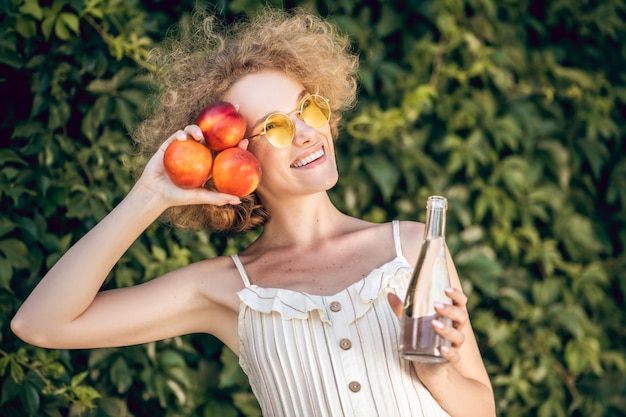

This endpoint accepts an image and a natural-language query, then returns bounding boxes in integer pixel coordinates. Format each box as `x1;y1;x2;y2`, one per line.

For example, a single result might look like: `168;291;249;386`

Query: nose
291;115;316;146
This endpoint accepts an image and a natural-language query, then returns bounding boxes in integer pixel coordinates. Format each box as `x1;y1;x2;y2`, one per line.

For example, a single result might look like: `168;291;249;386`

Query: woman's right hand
134;124;242;209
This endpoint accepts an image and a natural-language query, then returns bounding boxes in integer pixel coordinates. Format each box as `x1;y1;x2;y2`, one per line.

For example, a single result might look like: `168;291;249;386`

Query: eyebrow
250;89;309;130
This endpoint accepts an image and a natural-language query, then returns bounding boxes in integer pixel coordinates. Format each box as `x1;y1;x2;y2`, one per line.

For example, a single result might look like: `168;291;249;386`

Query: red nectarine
197;102;247;151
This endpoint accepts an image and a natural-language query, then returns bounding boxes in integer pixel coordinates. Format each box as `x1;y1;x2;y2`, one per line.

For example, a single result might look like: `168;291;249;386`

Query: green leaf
565;337;601;374
98;397;130;417
71;371;89;388
0;258;13;293
203;399;239;417
548;305;588;339
159;349;186;370
72;385;101;408
86;78;115;94
21;382;40;415
109;357;132;393
14;16;37;39
115;96;135;129
554;212;604;260
0;218;16;238
576;139;609;179
454;246;502;297
233;391;262;417
554;66;595;89
119;88;147;108
54;18;70;40
41;15;56;40
18;0;43;20
0;149;27;166
59;13;80;35
219;348;248;389
48;101;72;130
0;239;30;269
361;153;400;202
532;278;562;306
375;4;401;37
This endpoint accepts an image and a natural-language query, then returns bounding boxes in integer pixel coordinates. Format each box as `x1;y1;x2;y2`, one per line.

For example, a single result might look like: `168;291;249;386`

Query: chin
322;171;339;190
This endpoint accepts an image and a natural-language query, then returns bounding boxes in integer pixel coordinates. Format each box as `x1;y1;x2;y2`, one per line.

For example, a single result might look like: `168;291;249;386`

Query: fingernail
445;287;454;294
434;302;445;310
229;199;241;205
432;319;445;329
439;345;450;354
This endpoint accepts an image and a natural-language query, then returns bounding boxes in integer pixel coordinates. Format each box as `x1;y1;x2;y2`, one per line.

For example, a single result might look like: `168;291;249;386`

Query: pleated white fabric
234;221;450;417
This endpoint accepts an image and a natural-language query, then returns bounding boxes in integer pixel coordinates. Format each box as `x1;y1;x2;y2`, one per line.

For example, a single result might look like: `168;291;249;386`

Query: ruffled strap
237;256;413;324
351;258;412;322
238;285;332;324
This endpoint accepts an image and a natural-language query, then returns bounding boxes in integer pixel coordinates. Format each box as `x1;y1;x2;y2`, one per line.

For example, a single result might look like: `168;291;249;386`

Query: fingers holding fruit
182;124;205;143
162;102;262;197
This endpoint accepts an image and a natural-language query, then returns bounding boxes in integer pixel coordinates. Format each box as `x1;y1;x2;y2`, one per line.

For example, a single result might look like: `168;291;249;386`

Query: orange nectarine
212;148;261;196
163;140;213;189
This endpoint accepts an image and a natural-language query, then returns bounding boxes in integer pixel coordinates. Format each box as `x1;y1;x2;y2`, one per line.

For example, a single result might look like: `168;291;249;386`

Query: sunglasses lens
301;95;331;128
264;113;294;148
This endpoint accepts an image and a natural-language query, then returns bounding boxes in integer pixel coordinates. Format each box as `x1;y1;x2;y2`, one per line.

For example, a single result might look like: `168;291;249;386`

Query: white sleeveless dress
232;220;450;417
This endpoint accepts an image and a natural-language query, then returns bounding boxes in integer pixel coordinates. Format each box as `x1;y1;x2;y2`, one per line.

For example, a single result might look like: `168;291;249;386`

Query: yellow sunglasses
246;94;331;148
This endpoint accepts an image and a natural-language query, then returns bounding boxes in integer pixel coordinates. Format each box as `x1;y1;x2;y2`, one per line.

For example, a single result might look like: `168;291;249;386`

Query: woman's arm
391;222;496;417
11;127;241;349
417;285;495;417
389;284;495;417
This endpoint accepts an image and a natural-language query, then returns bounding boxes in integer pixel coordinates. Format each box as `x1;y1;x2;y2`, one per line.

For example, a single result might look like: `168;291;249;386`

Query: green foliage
330;1;626;416
1;0;625;416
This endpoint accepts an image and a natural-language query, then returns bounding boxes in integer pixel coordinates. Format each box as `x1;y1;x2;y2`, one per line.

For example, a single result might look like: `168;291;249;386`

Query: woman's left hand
387;287;469;365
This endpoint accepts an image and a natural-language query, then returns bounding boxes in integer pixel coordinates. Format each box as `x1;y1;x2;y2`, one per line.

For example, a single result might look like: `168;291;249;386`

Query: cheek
246;142;281;175
246;139;268;158
323;131;336;155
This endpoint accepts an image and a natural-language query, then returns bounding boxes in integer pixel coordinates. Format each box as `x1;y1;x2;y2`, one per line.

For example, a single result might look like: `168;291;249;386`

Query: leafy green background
1;0;625;416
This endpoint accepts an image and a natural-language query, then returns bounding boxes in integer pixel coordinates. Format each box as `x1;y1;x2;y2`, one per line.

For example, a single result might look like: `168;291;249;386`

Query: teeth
292;149;324;168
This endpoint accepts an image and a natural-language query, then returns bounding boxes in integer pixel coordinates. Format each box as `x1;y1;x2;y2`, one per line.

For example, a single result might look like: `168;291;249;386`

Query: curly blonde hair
133;7;359;233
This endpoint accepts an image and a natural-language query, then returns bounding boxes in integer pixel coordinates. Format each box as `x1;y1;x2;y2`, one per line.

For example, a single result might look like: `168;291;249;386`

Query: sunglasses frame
245;94;331;148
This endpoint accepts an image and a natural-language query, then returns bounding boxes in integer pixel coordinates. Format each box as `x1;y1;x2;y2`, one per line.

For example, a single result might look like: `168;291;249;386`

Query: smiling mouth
291;148;325;168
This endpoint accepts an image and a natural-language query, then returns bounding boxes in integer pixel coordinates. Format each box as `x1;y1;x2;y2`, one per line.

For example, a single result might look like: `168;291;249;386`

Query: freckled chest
242;229;396;295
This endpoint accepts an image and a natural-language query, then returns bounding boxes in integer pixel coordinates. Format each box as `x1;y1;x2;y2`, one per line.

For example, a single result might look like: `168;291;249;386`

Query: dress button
349;381;361;392
329;301;342;312
339;338;352;350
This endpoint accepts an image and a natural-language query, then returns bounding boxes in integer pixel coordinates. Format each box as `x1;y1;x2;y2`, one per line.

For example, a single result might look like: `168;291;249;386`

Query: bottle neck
424;196;447;239
424;208;446;239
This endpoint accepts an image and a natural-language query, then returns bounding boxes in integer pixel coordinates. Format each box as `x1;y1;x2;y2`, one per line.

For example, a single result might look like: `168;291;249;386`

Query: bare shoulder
175;254;244;312
349;218;424;262
396;220;425;263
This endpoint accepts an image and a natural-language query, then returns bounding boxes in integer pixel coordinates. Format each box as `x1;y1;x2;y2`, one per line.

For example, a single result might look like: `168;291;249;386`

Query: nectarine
197;102;247;151
163;140;213;189
212;148;261;196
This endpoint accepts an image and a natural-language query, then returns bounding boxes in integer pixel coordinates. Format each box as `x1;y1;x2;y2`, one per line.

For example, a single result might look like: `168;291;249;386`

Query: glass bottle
399;195;452;363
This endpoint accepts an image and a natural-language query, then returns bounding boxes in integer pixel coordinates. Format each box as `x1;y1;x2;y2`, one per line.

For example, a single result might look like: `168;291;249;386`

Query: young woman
12;8;495;417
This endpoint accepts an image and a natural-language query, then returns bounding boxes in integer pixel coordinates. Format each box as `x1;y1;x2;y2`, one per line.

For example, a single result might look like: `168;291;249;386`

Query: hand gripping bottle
399;195;452;363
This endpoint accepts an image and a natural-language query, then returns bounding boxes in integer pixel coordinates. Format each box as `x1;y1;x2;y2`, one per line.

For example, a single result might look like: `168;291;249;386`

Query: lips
291;148;325;168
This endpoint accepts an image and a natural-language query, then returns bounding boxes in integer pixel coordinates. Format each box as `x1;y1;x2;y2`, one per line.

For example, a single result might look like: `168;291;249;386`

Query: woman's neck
253;192;354;249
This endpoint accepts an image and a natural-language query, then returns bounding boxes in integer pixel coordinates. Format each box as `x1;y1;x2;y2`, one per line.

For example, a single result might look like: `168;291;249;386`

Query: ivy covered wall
1;0;624;416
